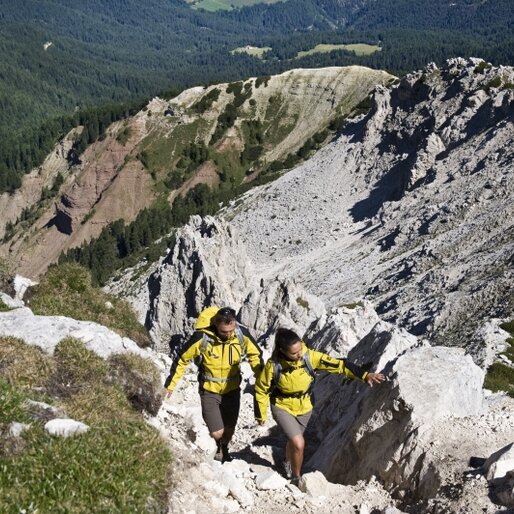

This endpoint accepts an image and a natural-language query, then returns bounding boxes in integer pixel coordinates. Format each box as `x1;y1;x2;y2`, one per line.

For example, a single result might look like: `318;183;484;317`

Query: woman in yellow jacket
255;328;385;484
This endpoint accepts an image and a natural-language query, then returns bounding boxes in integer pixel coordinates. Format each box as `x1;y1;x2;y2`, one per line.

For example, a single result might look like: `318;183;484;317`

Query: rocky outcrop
0;306;157;362
229;58;514;357
239;276;326;348
53;121;145;235
142;216;255;351
307;327;485;502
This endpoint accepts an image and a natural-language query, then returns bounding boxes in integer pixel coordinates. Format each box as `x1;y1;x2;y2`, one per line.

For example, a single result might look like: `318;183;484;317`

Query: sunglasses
218;307;236;317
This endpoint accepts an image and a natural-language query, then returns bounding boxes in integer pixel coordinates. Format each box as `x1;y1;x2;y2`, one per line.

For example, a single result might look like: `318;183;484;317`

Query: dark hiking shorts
271;404;312;439
199;388;241;434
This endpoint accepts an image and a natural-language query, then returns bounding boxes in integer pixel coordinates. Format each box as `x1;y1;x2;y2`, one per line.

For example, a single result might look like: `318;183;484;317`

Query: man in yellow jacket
255;328;385;484
164;307;263;462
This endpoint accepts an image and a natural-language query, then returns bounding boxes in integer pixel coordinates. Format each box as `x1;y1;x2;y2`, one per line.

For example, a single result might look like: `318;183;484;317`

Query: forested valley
1;0;513;194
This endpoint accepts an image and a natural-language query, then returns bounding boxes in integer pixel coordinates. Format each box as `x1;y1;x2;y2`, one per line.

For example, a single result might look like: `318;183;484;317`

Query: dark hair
272;328;301;361
212;306;237;325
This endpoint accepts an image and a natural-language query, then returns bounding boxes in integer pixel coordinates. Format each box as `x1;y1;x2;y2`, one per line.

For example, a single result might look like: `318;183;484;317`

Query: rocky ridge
227;57;514;355
2;296;512;513
0;66;393;279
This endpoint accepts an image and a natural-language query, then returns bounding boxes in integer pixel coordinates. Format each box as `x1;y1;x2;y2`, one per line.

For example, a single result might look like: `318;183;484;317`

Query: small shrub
255;75;271;88
482;76;502;93
473;61;492;74
296;297;310;311
108;353;163;415
116;125;132;145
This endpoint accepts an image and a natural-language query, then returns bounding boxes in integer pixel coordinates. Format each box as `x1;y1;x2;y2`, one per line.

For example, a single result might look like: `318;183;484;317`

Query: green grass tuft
484;362;514;398
0;379;32;427
0;419;171;513
485;318;514;397
0;298;12;312
29;263;151;347
0;336;54;389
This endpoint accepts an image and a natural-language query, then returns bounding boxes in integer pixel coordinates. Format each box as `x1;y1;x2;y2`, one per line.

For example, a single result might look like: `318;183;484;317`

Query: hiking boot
221;444;232;463
282;459;292;479
213;440;223;462
290;476;301;487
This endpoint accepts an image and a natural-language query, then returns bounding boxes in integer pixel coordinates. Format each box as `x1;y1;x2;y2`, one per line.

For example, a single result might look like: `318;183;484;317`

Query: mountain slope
0;66;394;278
229;58;514;353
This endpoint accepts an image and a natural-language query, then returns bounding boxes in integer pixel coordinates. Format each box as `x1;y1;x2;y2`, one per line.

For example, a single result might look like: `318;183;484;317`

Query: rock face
307;329;485;502
143;215;255;351
0;130;76;240
229;58;514;358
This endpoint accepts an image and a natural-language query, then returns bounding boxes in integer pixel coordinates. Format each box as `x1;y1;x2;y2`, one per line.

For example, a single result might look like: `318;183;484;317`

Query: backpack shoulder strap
302;351;315;380
196;331;214;367
269;359;282;396
234;324;246;358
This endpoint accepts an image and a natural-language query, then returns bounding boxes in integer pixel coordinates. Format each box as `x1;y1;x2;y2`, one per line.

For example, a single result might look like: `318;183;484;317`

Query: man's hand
163;389;172;399
256;420;265;426
365;372;386;387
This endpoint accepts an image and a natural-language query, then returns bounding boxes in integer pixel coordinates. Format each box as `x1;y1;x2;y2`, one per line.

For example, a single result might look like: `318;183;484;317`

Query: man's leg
219;388;241;462
200;390;226;460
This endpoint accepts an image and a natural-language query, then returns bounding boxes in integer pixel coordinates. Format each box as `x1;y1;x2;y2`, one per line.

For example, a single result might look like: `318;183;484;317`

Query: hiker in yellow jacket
164;307;263;462
255;328;385;484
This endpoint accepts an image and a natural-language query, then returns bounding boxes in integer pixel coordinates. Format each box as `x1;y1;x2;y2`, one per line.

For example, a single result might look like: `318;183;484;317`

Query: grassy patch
28;263;151;347
297;43;381;59
484;362;514;398
341;301;365;310
0;379;33;426
0;420;171;513
0;297;12;312
484;319;514;397
0;336;54;389
231;46;271;59
108;353;163;416
192;0;281;11
0;336;170;512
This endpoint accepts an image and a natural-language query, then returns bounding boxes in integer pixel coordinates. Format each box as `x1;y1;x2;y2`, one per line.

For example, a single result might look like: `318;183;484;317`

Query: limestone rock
305;301;381;356
308;333;485;501
45;418;89;437
484;442;514;481
239;276;326;348
9;422;30;437
229;58;514;358
144;215;255;352
255;470;288;490
0;306;157;364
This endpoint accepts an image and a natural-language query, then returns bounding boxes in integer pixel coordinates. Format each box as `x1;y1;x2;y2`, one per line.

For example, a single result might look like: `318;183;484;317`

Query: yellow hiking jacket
254;343;368;421
164;325;263;395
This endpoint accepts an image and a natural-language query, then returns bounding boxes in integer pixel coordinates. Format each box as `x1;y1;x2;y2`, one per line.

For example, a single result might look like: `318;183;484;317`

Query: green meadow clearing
297;43;382;58
231;46;272;59
192;0;281;12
